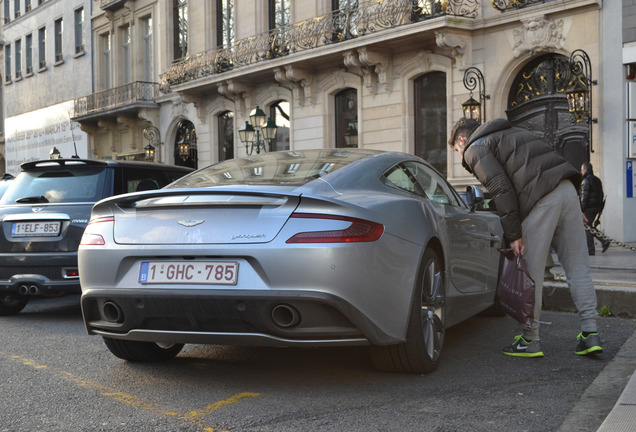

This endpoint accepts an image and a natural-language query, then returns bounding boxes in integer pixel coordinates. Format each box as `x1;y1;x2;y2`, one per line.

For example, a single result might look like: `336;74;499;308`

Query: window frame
74;7;84;54
54;17;63;63
38;26;46;70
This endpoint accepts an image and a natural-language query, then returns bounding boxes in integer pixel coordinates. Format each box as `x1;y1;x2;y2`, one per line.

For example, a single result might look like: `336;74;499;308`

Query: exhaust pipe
29;285;39;295
102;301;124;323
19;285;29;295
271;304;301;328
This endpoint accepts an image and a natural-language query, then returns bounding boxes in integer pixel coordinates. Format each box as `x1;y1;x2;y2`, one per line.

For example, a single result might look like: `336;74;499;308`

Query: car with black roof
0;159;193;315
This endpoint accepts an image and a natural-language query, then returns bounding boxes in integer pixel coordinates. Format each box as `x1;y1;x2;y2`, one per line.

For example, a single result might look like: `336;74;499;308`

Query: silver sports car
79;149;503;373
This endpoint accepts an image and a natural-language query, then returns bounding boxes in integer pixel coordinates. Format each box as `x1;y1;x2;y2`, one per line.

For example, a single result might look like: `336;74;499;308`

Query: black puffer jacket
580;172;604;211
462;119;581;243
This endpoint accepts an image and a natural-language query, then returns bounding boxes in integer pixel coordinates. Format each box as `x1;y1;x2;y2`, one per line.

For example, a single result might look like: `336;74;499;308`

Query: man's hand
510;238;525;257
582;212;589;225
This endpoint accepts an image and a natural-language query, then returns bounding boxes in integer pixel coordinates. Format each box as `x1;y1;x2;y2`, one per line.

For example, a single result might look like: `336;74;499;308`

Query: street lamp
49;147;61;159
143;126;161;162
239;106;278;155
462;67;489;123
567;49;597;153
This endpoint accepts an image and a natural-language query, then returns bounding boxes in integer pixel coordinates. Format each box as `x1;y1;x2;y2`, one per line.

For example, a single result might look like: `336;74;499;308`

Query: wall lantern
143;126;161;162
567;49;597;153
49;147;61;159
239;106;278;155
176;124;197;161
343;123;358;147
462;67;489;123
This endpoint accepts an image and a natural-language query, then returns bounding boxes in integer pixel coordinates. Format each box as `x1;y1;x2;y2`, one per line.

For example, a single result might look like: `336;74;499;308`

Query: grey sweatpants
520;180;598;340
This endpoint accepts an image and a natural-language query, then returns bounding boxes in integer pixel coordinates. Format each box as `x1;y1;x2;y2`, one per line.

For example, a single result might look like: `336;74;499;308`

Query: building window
101;33;111;89
54;18;63;62
14;0;20;18
142;17;153;82
218;111;234;162
4;1;10;24
5;44;11;82
335;89;358;148
26;0;32;12
15;39;22;79
414;72;447;176
173;0;188;60
270;101;290;151
26;34;33;74
38;27;46;69
74;8;84;54
121;25;131;84
332;0;358;40
269;0;290;30
216;0;234;48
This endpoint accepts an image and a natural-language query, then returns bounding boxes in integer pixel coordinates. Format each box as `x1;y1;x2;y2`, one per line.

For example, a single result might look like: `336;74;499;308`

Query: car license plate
138;261;239;285
11;221;62;237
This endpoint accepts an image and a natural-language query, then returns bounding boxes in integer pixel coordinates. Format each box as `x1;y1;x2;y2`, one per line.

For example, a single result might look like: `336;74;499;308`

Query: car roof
20;159;193;172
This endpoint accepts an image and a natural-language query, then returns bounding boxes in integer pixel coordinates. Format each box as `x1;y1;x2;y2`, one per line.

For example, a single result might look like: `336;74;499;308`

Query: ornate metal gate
506;53;589;169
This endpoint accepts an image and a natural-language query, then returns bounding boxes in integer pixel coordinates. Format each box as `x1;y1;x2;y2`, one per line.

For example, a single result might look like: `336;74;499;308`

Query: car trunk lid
112;190;301;245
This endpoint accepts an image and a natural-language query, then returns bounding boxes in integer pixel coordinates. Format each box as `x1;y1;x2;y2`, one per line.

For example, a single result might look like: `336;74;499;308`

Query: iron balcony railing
73;81;159;118
160;0;479;92
491;0;556;12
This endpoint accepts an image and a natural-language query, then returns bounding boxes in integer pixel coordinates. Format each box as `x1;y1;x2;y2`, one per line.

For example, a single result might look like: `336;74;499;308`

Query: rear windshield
1;167;108;204
168;149;374;188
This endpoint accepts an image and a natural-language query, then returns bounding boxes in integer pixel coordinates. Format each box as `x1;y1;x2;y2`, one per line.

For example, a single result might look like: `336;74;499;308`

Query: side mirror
465;185;485;212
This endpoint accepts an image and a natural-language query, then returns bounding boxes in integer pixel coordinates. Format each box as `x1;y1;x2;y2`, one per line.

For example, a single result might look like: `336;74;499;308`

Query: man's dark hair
448;117;480;147
582;162;593;174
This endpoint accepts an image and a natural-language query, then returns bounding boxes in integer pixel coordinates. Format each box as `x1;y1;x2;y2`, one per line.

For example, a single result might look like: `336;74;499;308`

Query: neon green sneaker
502;334;544;358
575;332;603;356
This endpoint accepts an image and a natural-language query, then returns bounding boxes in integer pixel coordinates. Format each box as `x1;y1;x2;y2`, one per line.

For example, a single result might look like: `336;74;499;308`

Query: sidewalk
544;243;636;431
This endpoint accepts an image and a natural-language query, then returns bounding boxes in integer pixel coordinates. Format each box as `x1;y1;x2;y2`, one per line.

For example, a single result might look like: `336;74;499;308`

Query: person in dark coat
448;117;602;358
580;162;609;255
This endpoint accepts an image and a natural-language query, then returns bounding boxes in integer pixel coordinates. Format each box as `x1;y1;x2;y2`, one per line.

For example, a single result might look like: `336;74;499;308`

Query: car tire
102;337;184;362
0;294;29;315
369;248;445;374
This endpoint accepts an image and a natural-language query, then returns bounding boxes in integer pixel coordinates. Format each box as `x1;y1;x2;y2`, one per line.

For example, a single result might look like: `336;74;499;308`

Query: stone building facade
3;1;632;241
2;0;92;173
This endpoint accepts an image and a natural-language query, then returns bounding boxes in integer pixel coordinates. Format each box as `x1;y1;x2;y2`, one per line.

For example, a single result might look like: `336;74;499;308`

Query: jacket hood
467;118;513;144
461;118;513;174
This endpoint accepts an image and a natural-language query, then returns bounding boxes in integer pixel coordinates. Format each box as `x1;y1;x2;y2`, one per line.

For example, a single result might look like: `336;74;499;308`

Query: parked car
0;173;15;199
79;149;503;373
0;159;193;315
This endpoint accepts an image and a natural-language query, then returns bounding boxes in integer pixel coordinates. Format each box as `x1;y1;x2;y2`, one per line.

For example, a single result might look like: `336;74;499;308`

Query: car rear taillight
286;213;384;243
80;216;114;246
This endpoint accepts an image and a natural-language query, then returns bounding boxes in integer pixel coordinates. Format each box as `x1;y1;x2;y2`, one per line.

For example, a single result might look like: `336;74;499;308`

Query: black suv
0;159;193;315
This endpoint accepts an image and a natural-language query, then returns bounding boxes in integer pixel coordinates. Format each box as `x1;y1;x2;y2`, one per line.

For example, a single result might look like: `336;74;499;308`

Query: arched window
335;89;358;148
414;72;447;176
173;0;188;60
270;101;290;151
174;120;197;169
218;111;234;162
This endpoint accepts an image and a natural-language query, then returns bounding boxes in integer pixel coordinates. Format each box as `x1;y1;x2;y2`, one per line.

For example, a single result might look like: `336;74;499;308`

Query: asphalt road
1;296;635;432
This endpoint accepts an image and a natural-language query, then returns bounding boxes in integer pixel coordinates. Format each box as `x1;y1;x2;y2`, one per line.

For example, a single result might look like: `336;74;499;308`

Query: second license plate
11;221;61;237
139;261;239;285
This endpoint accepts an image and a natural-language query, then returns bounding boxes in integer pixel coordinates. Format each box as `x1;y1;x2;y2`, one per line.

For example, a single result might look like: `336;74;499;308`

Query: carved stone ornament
434;31;471;70
510;16;565;57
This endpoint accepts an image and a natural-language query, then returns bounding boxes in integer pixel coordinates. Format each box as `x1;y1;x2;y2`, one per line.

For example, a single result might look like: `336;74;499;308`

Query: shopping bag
497;248;536;328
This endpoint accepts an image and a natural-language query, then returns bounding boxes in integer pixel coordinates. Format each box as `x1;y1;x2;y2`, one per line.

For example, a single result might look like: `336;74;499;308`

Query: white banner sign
4;100;88;175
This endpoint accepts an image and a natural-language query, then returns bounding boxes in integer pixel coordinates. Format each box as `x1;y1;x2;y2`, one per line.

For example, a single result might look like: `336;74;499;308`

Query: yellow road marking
0;351;260;431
